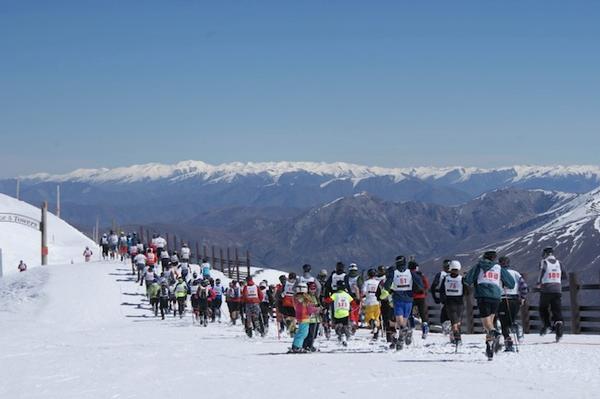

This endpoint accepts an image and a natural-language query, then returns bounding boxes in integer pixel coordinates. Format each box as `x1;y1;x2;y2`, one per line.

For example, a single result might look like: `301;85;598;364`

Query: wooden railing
426;272;600;334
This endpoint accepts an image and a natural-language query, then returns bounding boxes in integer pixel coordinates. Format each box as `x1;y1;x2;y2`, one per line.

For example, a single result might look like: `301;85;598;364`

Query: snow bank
0;193;96;274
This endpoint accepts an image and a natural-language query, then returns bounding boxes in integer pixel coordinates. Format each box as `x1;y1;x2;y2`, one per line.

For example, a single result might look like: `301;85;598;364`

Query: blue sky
1;1;599;177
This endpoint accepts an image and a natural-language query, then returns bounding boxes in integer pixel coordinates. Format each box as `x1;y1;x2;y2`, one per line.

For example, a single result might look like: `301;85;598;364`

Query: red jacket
242;282;264;304
413;273;430;300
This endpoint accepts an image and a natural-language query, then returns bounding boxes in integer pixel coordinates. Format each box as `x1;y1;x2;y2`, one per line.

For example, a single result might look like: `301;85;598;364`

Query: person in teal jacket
464;250;515;360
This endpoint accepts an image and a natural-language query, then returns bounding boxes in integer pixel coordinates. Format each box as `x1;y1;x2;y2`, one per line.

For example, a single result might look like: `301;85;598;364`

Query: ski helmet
483;251;497;261
335;280;346;290
449;260;461;271
302;264;312;273
317;269;328;280
377;265;386;277
349;263;358;276
335;262;345;273
408;260;419;270
367;268;376;278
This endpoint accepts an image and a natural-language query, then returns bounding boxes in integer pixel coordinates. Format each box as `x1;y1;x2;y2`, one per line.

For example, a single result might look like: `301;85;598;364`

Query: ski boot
421;322;429;339
485;331;495;360
341;335;348;347
504;337;515;352
389;336;398;350
554;321;564;342
245;326;253;338
372;328;379;341
442;320;451;336
396;330;406;350
453;330;462;346
492;329;502;354
539;325;551;336
404;328;413;347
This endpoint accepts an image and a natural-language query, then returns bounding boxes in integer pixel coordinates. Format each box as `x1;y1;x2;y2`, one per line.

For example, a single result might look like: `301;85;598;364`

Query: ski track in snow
1;261;600;399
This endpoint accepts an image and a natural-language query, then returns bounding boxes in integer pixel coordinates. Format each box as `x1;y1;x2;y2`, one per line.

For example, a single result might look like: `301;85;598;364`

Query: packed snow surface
1;261;599;399
0;193;96;274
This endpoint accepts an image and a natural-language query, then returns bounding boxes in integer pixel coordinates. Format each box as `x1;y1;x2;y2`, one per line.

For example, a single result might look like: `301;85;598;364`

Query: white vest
331;273;346;290
283;281;296;297
392;269;412;291
347;275;360;290
444;275;463;297
246;285;259;299
541;259;562;284
503;269;522;296
363;279;380;306
477;264;502;288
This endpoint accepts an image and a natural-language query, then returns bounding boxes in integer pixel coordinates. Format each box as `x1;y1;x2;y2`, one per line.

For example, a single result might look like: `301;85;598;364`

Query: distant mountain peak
18;160;600;187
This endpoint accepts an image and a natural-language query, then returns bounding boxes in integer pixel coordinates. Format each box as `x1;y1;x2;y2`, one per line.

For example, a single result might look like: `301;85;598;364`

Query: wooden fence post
211;246;216;270
227;248;231;279
246;250;251;278
195;242;200;263
521;298;530;334
569;272;581;334
465;292;474;334
203;245;208;261
165;233;170;250
235;248;240;282
219;248;224;273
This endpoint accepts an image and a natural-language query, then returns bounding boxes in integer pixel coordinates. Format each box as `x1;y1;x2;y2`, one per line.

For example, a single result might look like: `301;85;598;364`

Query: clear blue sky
1;1;599;177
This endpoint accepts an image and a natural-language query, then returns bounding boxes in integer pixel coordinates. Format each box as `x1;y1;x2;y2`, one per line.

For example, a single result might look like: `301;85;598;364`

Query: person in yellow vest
324;281;354;347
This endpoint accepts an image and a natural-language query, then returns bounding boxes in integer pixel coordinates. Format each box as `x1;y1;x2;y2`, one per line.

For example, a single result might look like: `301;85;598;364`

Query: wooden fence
137;226;253;282
426;271;600;334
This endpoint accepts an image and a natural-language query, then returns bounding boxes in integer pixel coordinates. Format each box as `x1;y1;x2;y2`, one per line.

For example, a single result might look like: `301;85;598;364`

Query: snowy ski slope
1;260;599;399
0;193;96;274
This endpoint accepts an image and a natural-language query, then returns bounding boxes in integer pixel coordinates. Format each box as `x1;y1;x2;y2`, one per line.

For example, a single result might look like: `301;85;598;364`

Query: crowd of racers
96;231;566;358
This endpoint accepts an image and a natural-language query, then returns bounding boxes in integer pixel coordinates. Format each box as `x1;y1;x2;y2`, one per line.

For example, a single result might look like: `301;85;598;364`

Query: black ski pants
539;292;563;328
497;298;520;339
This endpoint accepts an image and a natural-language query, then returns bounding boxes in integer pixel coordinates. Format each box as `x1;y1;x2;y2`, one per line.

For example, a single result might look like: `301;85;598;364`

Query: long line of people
97;233;565;360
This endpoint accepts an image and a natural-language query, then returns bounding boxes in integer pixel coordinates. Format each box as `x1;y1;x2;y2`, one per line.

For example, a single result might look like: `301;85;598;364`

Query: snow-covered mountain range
2;161;599;279
494;187;600;277
18;160;600;190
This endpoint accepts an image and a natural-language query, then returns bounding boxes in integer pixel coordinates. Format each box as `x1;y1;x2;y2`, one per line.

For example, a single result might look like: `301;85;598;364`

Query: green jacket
148;283;160;299
464;259;515;300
